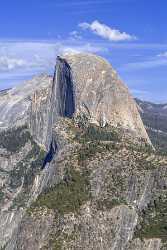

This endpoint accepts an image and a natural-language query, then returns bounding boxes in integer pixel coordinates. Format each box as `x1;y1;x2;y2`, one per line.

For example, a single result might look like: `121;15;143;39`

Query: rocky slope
0;53;166;250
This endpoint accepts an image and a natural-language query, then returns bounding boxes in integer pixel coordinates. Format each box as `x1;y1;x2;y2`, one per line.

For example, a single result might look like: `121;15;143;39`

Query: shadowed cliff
55;56;75;118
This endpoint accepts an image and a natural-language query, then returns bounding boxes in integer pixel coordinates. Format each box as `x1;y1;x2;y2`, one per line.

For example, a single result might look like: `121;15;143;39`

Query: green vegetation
9;142;45;189
74;113;89;129
0;125;31;153
0;190;4;202
28;167;90;215
73;124;121;164
161;242;167;250
43;231;77;250
135;194;167;242
73;122;165;171
50;232;76;250
77;141;118;164
0;244;7;250
9;141;45;209
0;125;46;209
52;238;62;250
96;197;127;210
75;124;121;143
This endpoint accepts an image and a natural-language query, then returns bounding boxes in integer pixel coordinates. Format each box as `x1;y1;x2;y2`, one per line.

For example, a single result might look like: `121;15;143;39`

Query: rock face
29;54;151;149
0;53;166;250
61;53;150;142
54;56;75;118
0;54;150;145
0;75;52;130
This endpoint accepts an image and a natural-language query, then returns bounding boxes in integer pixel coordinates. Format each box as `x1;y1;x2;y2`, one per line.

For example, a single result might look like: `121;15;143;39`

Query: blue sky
0;0;167;103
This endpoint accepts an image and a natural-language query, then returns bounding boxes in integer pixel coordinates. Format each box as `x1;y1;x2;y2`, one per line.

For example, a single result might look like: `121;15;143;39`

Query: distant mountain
136;98;167;151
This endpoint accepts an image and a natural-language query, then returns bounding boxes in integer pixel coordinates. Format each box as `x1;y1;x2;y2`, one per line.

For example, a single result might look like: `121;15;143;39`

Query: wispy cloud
0;41;105;72
69;31;82;40
0;40;108;88
93;43;167;50
0;56;27;72
120;57;167;71
44;0;135;7
79;20;137;41
157;51;167;57
131;89;161;102
45;0;113;7
0;38;167;103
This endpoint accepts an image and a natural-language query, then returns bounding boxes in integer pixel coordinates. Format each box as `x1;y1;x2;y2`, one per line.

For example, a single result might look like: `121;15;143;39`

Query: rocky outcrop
126;238;162;250
0;54;150;146
62;53;150;143
0;75;51;131
6;120;167;250
30;85;51;149
1;53;164;250
29;54;151;149
0;126;46;247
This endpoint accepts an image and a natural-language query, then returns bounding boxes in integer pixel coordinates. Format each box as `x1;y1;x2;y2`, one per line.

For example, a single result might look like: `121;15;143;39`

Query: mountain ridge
0;53;166;250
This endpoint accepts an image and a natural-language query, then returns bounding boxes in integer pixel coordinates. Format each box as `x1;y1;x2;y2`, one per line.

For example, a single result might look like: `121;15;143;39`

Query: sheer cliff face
0;75;52;247
61;53;150;143
30;54;151;150
0;54;150;144
54;56;75;118
1;53;166;250
0;75;51;130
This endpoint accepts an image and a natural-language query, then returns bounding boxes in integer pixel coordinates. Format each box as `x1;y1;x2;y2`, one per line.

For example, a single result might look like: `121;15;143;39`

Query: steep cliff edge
0;53;166;250
62;53;150;143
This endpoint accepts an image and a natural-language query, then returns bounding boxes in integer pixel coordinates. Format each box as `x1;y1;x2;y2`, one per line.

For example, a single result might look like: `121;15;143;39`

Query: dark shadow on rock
41;139;57;169
56;56;75;118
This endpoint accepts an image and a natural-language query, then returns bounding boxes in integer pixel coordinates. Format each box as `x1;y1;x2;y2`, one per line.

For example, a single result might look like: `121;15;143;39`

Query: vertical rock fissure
42;56;75;168
41;139;57;169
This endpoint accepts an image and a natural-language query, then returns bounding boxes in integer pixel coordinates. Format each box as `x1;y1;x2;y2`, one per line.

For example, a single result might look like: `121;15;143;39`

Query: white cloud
79;20;137;41
0;56;27;71
0;40;108;89
69;31;82;40
0;41;106;66
59;42;107;54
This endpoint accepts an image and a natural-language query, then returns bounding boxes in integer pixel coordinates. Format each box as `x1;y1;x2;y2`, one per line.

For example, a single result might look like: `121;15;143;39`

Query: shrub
77;141;117;164
75;124;120;143
29;167;90;215
134;195;167;242
0;125;30;153
96;198;127;210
